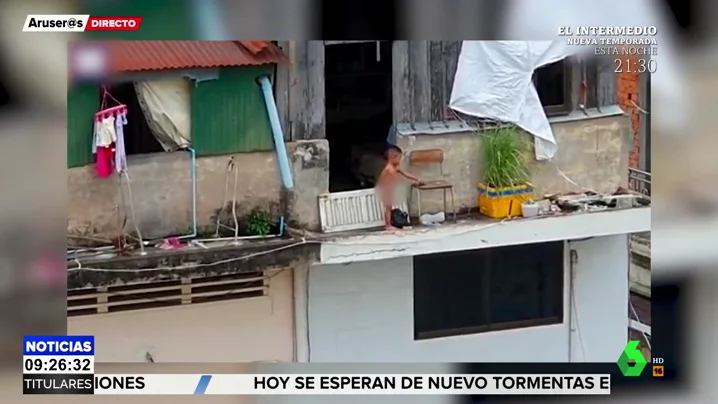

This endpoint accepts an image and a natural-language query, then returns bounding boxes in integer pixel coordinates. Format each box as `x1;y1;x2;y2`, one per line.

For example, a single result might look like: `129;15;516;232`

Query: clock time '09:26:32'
614;58;657;73
24;357;92;372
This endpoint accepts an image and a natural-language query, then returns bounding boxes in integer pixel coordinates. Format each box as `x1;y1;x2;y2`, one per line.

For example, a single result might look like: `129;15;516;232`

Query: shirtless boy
376;145;422;230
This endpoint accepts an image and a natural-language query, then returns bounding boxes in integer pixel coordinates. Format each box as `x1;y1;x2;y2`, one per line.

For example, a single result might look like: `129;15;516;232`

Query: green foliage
481;126;530;188
247;208;272;236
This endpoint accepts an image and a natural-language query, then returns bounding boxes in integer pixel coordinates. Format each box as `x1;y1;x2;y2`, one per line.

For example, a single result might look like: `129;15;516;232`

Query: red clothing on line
96;146;114;178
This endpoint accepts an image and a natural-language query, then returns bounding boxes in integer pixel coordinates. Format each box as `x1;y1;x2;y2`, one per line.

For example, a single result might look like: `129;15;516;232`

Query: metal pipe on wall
258;75;294;190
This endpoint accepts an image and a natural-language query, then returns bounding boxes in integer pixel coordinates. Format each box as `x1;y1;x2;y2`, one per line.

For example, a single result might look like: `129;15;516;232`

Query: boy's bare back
377;163;398;189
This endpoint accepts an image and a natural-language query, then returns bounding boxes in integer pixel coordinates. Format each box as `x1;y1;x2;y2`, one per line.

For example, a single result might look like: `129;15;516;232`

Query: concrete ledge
394;106;625;136
68;239;320;289
546;105;624;124
320;207;650;264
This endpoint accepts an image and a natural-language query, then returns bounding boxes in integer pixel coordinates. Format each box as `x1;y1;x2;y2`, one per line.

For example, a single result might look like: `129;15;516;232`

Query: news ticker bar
24;374;612;395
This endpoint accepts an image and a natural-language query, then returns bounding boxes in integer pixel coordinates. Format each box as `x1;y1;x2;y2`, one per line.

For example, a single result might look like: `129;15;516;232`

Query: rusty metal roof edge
117;61;278;73
108;40;286;72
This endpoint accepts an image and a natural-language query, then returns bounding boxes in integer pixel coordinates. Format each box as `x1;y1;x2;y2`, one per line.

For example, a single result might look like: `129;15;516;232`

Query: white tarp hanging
449;41;586;160
134;79;191;151
501;0;686;136
451;0;686;159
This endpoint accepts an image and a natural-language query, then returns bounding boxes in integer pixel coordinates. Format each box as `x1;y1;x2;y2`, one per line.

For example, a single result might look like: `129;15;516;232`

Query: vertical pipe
277;216;285;237
258;75;294;189
293;263;310;362
178;147;198;239
189;0;229;40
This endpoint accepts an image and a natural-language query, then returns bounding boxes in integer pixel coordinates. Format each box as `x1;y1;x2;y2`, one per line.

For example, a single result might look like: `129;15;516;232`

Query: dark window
101;83;163;155
533;60;572;116
413;241;564;340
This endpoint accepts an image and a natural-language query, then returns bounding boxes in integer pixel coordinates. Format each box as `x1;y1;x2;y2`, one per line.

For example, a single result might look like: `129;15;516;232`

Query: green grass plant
481;126;530;188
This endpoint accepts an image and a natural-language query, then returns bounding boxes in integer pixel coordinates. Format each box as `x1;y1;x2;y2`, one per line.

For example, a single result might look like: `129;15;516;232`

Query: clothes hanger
94;85;127;121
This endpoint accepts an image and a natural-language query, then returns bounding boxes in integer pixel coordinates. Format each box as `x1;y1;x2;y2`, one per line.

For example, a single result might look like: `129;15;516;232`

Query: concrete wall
306;235;628;362
67;140;328;240
67;111;630;237
396;111;631;214
67;268;294;363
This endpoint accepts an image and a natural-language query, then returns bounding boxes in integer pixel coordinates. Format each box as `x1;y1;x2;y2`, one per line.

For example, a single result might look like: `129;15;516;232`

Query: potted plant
477;126;534;219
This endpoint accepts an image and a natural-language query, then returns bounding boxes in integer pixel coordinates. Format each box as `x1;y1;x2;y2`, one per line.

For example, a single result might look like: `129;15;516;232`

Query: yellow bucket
478;183;534;219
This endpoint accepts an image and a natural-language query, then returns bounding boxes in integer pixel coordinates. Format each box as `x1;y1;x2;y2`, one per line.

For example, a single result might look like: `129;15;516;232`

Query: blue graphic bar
23;336;95;356
194;375;212;394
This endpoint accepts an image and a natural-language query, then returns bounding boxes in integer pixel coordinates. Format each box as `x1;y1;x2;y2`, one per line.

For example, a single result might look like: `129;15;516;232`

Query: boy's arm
397;168;420;183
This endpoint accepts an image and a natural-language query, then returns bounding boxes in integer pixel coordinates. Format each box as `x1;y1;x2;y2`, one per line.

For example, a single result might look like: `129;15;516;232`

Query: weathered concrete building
67;41;328;241
67;40;650;365
67;40;634;240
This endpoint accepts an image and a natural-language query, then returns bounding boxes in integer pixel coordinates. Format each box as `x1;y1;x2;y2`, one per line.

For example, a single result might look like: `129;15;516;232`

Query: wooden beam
274;41;291;140
596;56;617;107
288;41;326;139
324;41;377;45
305;41;326;139
428;40;461;121
428;41;444;121
442;41;461;119
392;41;412;124
409;41;431;122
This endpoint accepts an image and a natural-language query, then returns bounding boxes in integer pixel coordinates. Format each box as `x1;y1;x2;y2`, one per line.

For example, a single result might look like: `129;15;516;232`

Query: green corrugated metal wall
67;84;99;168
66;65;276;167
191;66;275;155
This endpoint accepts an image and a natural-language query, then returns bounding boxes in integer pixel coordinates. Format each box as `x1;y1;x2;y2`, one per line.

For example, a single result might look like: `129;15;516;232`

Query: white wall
68;268;295;363
568;235;630;361
307;235;629;362
307;256;569;362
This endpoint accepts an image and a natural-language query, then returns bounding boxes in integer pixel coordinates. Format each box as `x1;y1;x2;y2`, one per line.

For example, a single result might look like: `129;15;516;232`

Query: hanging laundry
95;145;114;178
96;115;116;148
94;116;116;178
92;119;101;154
114;112;128;173
94;85;127;178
